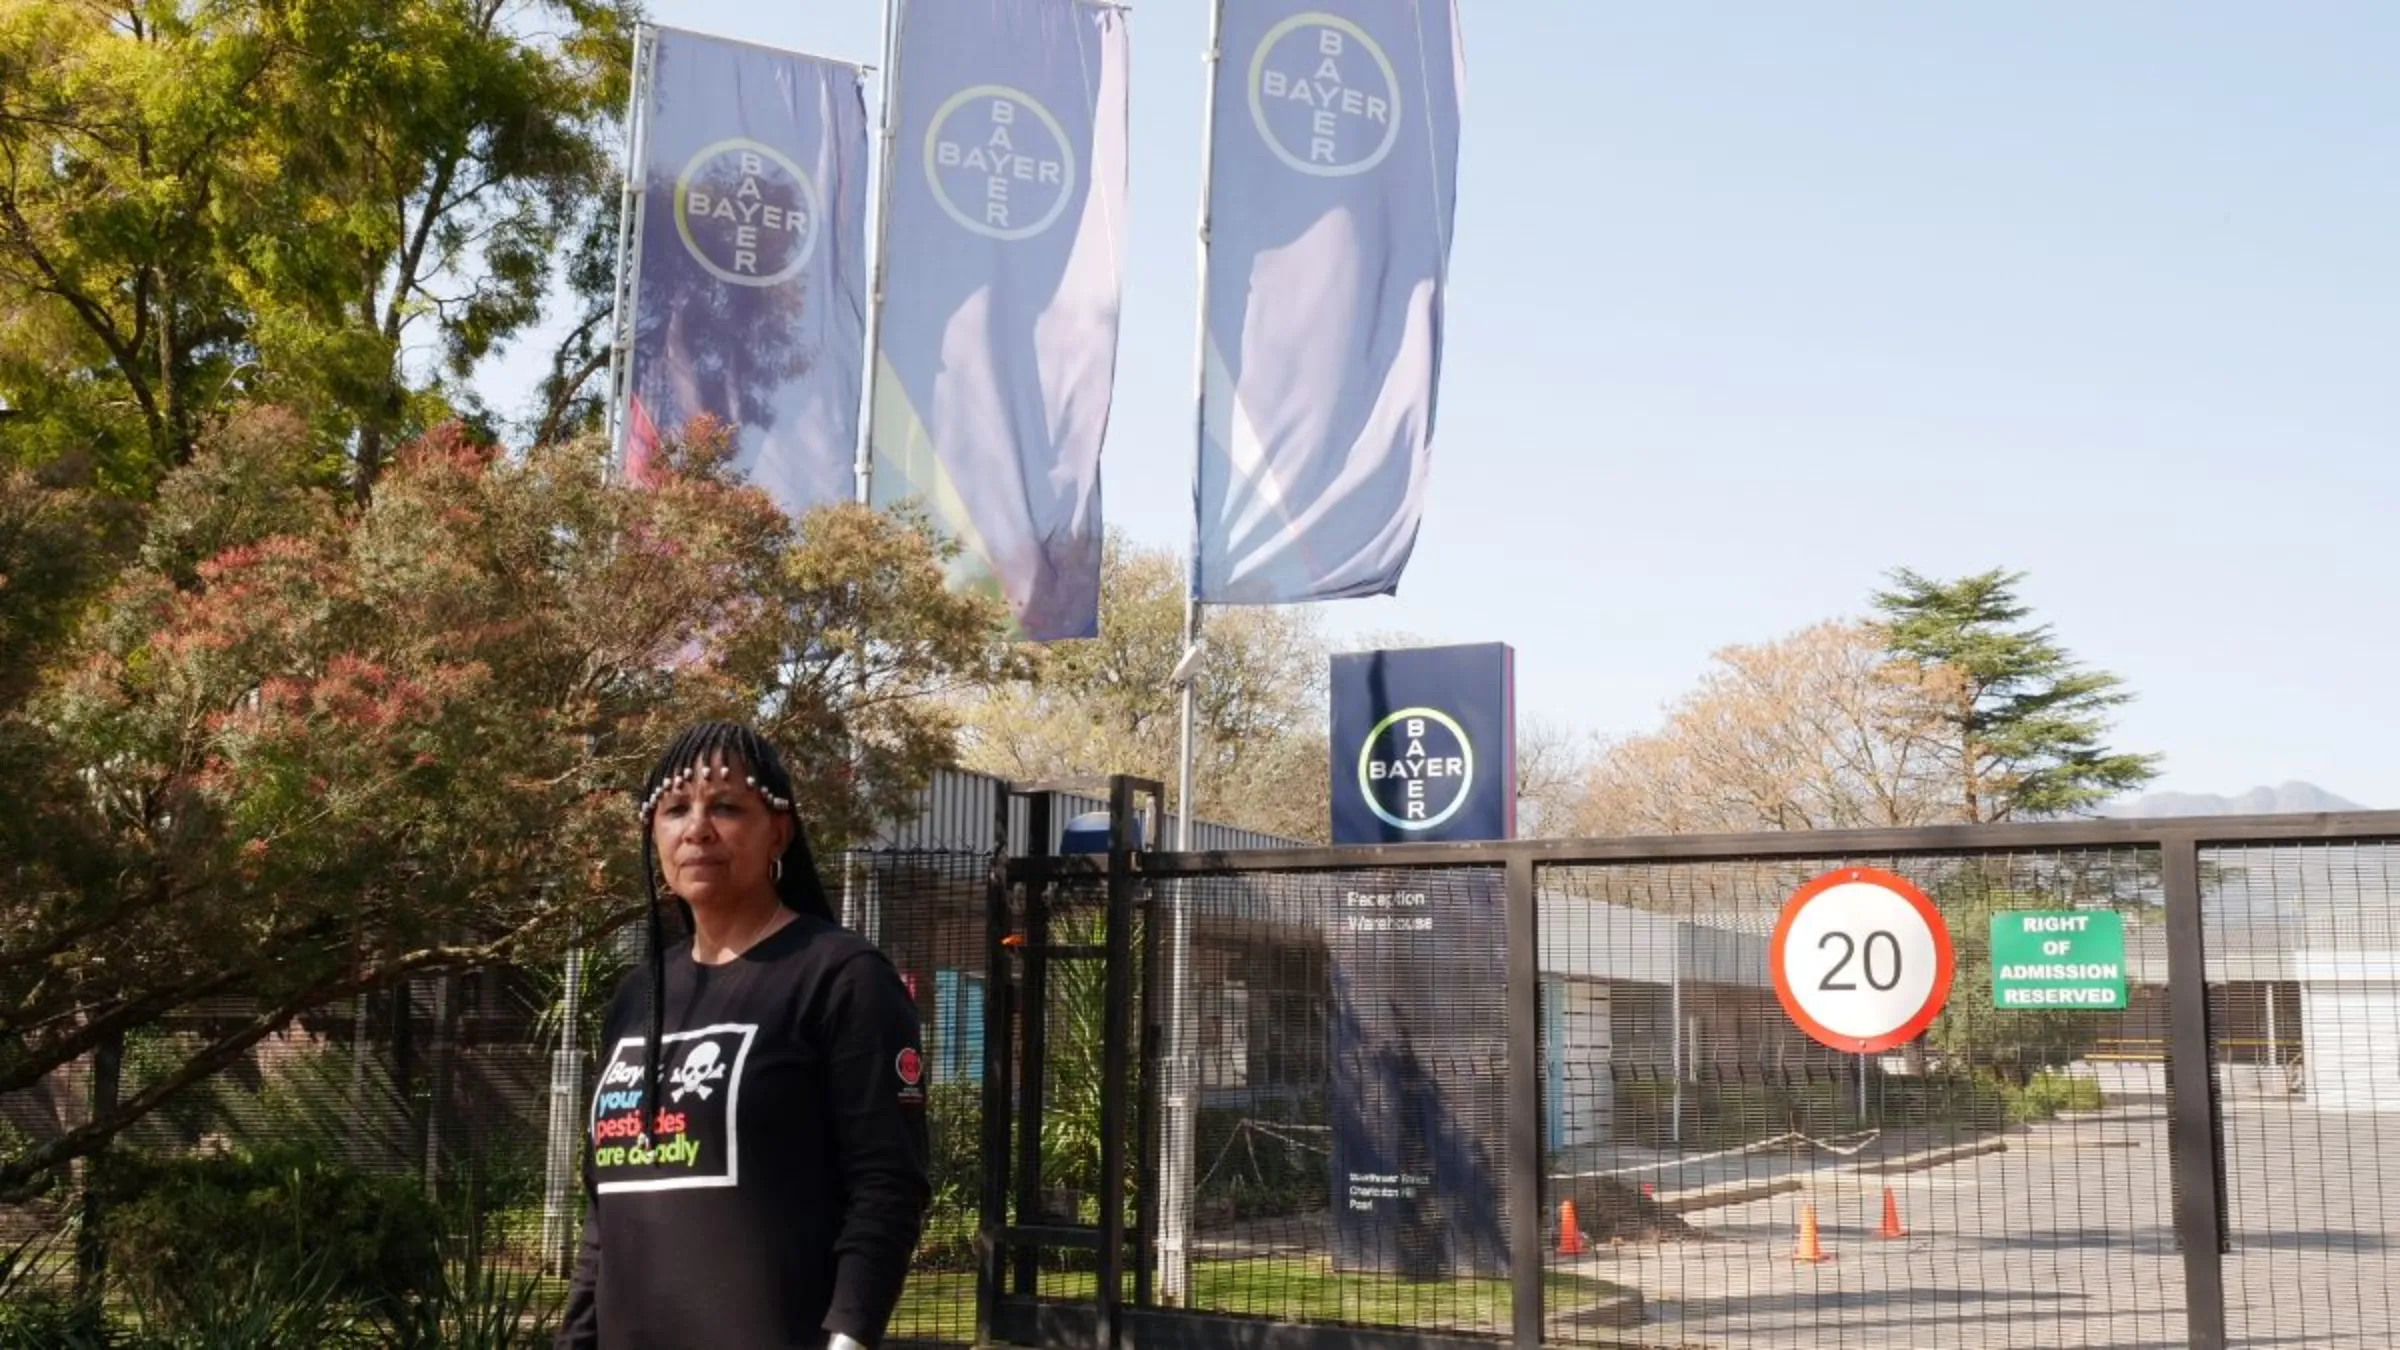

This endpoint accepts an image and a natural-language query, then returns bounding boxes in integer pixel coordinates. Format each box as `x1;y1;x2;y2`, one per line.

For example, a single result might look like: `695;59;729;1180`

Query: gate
977;785;2400;1350
979;776;1168;1350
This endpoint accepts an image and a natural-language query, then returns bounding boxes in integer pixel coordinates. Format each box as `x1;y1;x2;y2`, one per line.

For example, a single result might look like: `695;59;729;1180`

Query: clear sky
483;2;2400;807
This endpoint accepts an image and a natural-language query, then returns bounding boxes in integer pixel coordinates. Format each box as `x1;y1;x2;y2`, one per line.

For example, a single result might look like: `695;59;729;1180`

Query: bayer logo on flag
1247;14;1403;177
672;139;823;286
924;85;1078;242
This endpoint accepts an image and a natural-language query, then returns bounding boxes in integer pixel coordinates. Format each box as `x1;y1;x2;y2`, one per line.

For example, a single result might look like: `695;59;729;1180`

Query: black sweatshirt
556;914;931;1350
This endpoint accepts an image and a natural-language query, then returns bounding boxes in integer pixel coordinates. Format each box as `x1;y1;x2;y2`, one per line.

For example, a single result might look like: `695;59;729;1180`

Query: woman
559;722;931;1350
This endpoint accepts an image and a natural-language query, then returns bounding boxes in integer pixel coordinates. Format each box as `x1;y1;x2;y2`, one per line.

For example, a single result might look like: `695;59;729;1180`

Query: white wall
1546;976;1613;1149
2296;953;2400;1112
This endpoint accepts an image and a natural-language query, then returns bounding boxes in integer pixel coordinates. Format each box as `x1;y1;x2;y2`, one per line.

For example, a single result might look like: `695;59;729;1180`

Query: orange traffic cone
1557;1200;1586;1257
1792;1201;1833;1264
1877;1186;1909;1240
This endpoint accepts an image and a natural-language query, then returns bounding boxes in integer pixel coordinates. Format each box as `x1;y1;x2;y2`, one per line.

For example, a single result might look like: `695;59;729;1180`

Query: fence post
1505;855;1543;1350
73;1028;125;1298
976;780;1014;1348
541;937;587;1277
1012;794;1055;1299
1133;800;1164;1311
2163;832;2229;1350
1094;775;1140;1350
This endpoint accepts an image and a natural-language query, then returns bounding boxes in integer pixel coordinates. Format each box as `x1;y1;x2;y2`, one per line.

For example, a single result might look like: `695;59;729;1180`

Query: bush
0;1114;62;1205
1614;1075;1869;1151
2005;1070;2106;1122
1871;1072;2013;1132
0;1302;115;1350
99;1143;445;1327
925;1081;982;1209
119;1249;362;1350
0;1230;112;1350
915;1081;982;1271
1602;1068;2055;1148
375;1216;564;1350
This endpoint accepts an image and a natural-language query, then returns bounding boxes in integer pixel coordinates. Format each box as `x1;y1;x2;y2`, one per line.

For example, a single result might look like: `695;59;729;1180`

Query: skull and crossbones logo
669;1041;729;1102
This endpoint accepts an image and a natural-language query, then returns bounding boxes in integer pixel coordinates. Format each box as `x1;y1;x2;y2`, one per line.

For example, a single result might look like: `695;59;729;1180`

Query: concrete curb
1657;1176;1805;1213
1855;1136;2011;1176
1655;1134;2011;1213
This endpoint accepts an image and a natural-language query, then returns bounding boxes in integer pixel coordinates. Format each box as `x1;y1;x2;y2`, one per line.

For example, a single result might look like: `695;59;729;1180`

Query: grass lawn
893;1259;1631;1339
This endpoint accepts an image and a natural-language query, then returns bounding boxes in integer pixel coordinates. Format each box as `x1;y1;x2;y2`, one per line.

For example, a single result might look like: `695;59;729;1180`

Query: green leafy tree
1923;866;2149;1085
0;412;1017;1194
0;0;266;487
1873;567;2160;822
0;0;633;493
1866;569;2159;1075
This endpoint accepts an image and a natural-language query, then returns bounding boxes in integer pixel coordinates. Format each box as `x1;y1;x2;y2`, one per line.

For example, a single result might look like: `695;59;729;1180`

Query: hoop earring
772;858;784;883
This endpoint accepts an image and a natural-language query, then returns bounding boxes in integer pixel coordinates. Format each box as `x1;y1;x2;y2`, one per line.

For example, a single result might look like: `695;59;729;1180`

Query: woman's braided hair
633;721;832;1136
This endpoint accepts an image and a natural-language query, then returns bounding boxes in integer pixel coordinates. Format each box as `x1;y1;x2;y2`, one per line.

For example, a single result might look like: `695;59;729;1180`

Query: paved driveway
1552;1099;2400;1348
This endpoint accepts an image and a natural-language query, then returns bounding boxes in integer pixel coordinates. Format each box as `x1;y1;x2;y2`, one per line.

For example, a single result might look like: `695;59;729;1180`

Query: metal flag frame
603;23;659;483
1160;0;1231;1306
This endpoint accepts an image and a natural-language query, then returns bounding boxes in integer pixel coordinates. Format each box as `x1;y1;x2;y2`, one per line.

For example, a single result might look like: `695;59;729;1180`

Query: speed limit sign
1771;867;1956;1054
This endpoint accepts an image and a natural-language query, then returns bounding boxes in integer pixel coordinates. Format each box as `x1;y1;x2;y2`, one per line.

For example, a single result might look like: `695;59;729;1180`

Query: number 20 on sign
1771;867;1957;1055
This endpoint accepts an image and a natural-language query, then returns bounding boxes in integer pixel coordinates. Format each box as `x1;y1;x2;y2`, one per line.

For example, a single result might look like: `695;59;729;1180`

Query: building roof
866;766;1306;856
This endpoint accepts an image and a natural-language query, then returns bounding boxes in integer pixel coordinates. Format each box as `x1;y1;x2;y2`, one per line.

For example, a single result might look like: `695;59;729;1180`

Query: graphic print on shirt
589;1022;758;1194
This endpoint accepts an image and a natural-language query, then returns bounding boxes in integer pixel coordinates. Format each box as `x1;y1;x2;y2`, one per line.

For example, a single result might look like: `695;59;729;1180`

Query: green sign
1990;911;2127;1010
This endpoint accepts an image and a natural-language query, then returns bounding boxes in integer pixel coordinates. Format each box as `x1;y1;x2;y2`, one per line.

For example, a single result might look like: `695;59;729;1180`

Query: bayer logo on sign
1770;868;1956;1055
1355;706;1474;832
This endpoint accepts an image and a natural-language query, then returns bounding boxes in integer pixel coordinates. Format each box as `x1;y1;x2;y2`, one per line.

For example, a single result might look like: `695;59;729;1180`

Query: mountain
2099;782;2368;818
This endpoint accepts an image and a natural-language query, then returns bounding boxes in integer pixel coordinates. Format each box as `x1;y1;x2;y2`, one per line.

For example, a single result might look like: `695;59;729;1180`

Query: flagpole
1174;6;1226;863
1161;0;1229;1308
604;24;657;479
558;19;653;1279
842;0;906;937
857;0;906;509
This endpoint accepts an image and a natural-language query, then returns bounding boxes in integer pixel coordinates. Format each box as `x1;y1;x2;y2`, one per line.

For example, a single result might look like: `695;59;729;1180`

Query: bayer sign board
1324;642;1516;1276
1771;867;1957;1055
1329;644;1516;845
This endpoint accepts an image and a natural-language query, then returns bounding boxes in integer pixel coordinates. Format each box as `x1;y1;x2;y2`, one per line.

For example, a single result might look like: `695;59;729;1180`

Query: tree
0;411;1018;1192
1577;620;1957;836
0;0;266;487
0;0;633;493
523;194;625;449
1925;880;2119;1085
953;533;1331;843
0;454;138;709
1513;715;1594;839
1872;568;2160;822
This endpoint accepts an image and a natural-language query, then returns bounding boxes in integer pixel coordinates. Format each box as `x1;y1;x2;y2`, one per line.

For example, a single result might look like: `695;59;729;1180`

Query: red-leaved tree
0;408;1020;1191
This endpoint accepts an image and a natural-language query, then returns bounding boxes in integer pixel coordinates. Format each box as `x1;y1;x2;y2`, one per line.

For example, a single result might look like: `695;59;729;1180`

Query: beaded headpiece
637;759;795;822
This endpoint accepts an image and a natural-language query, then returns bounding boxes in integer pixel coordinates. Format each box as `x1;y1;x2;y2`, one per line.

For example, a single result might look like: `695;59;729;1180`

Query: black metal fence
0;847;994;1348
13;797;2400;1350
984;791;2400;1350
